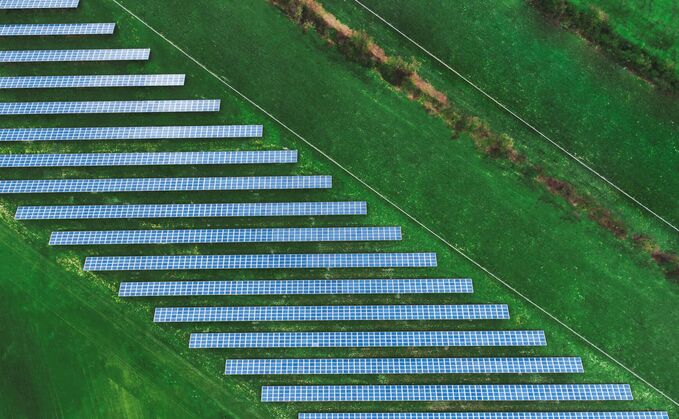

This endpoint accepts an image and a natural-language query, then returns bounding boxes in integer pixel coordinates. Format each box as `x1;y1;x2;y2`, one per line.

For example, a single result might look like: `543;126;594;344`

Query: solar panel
0;49;150;63
0;0;79;9
0;175;331;194
261;384;633;402
118;278;472;297
0;74;185;89
51;226;400;245
224;357;583;375
15;201;367;220
84;252;437;271
0;150;296;168
0;23;115;36
0;125;262;141
298;414;669;419
154;305;508;323
0;99;220;115
188;330;546;348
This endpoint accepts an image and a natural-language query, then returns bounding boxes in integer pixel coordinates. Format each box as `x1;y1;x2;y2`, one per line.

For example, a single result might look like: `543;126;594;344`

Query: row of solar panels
0;23;115;36
299;414;669;419
16;201;368;219
0;124;262;140
118;278;474;296
0;48;150;62
152;304;510;322
261;384;634;402
83;253;438;271
188;331;546;348
0;99;220;115
223;357;584;375
0;74;186;89
0;150;297;167
50;227;402;245
0;0;80;9
0;175;331;193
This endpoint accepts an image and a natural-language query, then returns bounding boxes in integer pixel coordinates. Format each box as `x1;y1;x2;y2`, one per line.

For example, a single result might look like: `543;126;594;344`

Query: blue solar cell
0;150;296;168
83;252;437;271
261;384;633;402
0;23;115;36
0;125;262;141
189;330;546;348
299;414;669;419
154;305;508;322
0;48;150;63
118;278;472;297
224;357;583;375
0;175;330;194
51;226;400;245
0;99;219;115
0;74;185;89
0;0;79;9
15;201;367;220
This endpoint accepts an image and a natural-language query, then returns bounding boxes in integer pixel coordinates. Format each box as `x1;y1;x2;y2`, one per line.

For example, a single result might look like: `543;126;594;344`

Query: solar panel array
154;304;509;323
0;0;79;9
0;175;331;194
189;331;546;348
0;48;150;63
224;357;583;375
0;125;262;141
83;252;437;271
51;226;400;245
118;278;473;297
0;99;220;115
3;7;646;417
0;23;115;36
0;150;296;168
298;414;670;419
261;384;634;402
15;201;367;220
0;74;185;89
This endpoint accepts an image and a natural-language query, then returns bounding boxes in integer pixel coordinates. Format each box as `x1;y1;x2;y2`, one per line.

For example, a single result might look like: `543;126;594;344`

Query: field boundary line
352;0;679;234
108;0;678;408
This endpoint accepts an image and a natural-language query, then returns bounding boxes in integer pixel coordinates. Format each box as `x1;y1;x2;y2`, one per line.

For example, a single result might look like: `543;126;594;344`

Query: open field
0;0;677;417
571;0;679;61
0;221;288;418
323;0;679;229
532;0;679;91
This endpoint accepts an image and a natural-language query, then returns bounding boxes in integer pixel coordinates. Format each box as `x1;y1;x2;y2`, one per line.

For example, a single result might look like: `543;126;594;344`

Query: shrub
380;56;421;85
279;0;305;23
345;30;374;65
441;107;466;138
302;20;315;33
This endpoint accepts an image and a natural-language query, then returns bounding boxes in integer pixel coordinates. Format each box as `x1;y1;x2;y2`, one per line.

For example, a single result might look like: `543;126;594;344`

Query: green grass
567;0;679;72
0;221;283;418
323;0;679;229
0;0;677;417
529;0;679;92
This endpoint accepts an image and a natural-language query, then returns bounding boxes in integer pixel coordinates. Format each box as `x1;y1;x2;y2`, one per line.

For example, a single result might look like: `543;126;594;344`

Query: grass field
0;221;287;418
535;0;679;90
572;0;679;61
0;0;677;417
324;0;679;229
575;0;679;59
